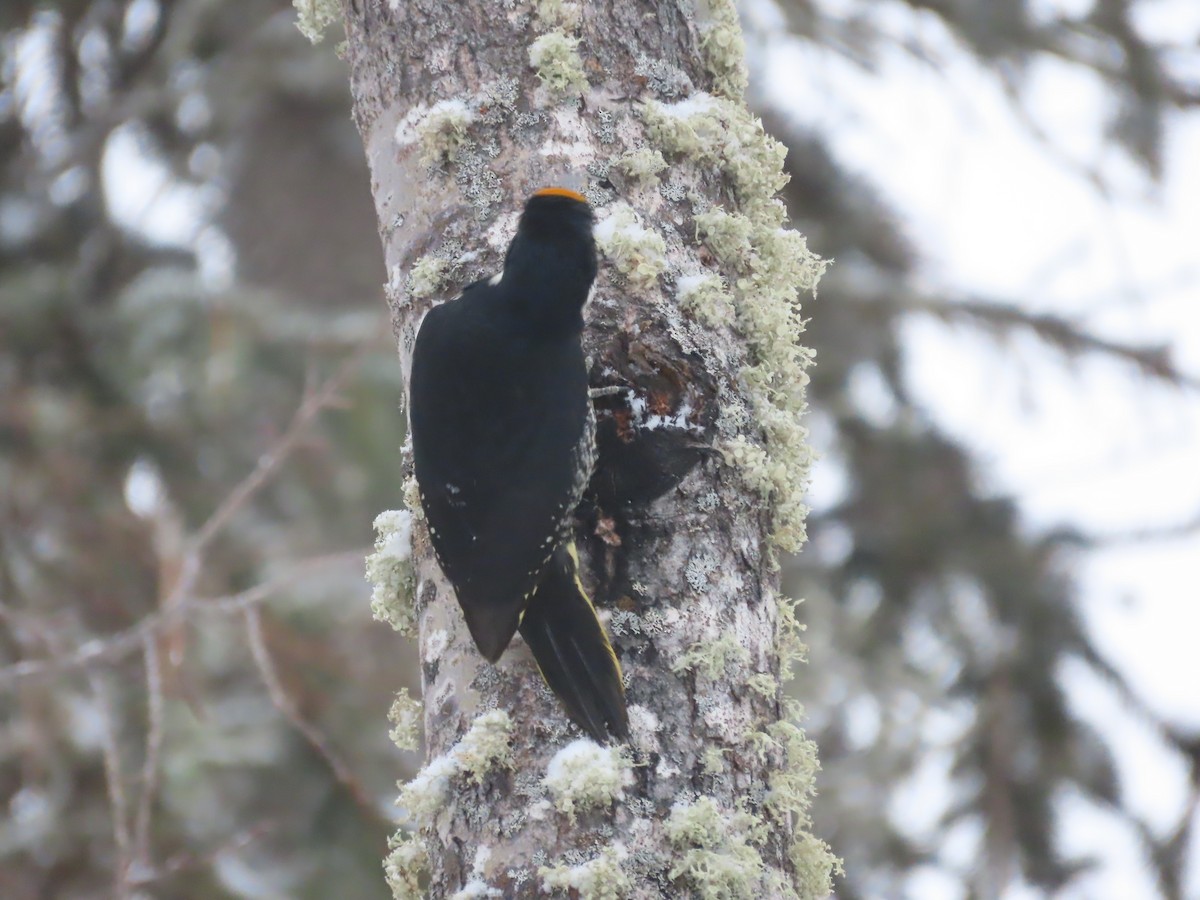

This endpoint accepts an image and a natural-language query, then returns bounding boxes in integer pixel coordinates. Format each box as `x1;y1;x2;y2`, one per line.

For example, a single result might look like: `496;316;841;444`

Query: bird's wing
409;298;590;661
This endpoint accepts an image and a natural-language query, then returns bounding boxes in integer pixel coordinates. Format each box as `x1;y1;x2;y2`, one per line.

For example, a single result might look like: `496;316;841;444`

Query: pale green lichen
741;727;779;763
407;254;450;300
292;0;339;43
641;94;788;219
722;418;813;553
791;832;845;899
402;474;423;521
700;745;726;775
540;844;631;899
397;754;458;823
393;99;478;171
737;226;826;303
455;709;515;784
671;633;750;680
693;208;756;271
384;831;428;900
419;100;476;166
543;739;632;820
529;32;588;95
535;0;581;30
366;510;415;636
762;717;818;821
397;710;513;826
763;717;840;896
641;94;717;155
776;595;808;682
594;203;667;289
630;22;832;894
612;147;668;187
388;688;423;753
676;273;735;329
665;797;769;899
699;0;749;99
746;672;779;700
736;384;819;526
645;95;828;550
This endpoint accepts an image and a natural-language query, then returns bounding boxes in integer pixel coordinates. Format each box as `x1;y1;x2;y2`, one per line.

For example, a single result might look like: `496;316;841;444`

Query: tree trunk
340;0;837;896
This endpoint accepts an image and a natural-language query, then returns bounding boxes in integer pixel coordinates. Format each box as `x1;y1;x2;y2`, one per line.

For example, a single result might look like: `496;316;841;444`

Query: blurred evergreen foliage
0;0;1196;897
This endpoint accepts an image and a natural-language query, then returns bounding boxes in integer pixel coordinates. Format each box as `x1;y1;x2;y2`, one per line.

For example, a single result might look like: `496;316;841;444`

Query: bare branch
0;549;367;686
191;352;364;553
131;820;278;888
242;605;381;817
133;632;165;872
86;672;133;898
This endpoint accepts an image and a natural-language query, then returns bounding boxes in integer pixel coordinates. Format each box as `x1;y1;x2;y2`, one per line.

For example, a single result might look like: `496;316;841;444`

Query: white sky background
759;1;1200;897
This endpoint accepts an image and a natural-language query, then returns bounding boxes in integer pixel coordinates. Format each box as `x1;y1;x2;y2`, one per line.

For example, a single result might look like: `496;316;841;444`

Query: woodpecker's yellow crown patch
533;186;588;203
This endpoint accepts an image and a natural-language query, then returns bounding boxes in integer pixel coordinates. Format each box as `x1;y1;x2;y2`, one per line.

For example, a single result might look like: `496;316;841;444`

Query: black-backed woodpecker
409;187;628;743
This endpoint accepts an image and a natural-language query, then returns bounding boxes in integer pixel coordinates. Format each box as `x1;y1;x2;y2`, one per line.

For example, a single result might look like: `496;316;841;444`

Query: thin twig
133;632;165;871
0;549;367;687
87;671;133;898
1082;511;1200;547
191;353;363;553
1;353;364;683
85;353;365;689
242;606;380;816
131;820;276;887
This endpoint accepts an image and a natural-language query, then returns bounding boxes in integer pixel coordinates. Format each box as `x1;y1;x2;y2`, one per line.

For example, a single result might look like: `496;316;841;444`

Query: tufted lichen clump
764;714;840;896
384;831;429;900
641;94;789;222
397;710;513;828
528;32;588;95
775;594;808;681
642;92;828;553
406;253;450;300
388;688;423;753
594;203;668;289
722;590;836;897
543;739;632;820
393;99;477;168
671;633;750;681
292;0;339;43
450;709;515;784
676;273;735;329
692;208;756;269
366;509;415;635
540;844;631;899
700;745;726;775
613;147;668;187
698;0;749;99
665;796;776;899
534;0;582;29
401;474;423;521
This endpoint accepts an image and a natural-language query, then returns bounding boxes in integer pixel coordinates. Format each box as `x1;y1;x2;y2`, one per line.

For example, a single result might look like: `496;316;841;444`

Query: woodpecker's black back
409;189;628;742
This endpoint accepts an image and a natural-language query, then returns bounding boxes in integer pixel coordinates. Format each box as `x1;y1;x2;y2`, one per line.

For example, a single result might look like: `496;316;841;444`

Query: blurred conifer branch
908;295;1199;388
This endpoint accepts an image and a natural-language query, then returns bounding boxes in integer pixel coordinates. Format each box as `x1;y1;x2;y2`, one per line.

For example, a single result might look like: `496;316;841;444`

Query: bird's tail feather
519;543;628;743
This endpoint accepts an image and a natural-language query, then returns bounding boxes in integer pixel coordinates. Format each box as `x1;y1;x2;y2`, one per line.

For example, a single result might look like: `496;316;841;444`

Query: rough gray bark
340;0;837;896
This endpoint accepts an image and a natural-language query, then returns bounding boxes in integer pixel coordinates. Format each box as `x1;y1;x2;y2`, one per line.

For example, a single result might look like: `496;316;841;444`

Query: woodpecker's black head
501;187;597;331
